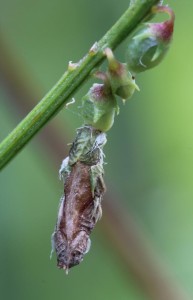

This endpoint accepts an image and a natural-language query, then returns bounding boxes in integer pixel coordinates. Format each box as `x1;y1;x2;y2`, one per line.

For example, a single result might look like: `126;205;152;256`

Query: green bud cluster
81;5;174;132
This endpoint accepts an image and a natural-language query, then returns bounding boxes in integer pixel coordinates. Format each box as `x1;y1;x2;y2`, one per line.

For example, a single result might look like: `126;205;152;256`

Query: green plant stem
0;0;159;170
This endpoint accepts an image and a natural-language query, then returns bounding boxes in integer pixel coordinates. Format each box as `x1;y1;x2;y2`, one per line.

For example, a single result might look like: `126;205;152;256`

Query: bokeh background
0;1;193;299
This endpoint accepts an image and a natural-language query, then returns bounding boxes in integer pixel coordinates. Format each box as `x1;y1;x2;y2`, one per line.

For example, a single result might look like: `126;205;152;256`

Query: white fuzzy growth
50;196;65;259
85;238;91;254
95;132;107;147
93;133;107;165
50;232;55;259
89;42;99;55
59;156;69;180
65;98;75;108
57;196;65;227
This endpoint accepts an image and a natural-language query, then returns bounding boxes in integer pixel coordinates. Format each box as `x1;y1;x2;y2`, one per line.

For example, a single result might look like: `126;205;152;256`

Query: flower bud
105;48;139;101
81;82;118;132
126;6;175;74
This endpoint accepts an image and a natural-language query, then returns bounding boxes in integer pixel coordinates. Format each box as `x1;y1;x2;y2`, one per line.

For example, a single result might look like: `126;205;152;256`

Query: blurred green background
0;1;193;299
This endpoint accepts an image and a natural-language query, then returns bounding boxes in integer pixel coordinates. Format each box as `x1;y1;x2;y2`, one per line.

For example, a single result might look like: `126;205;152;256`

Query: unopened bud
105;48;139;101
126;5;175;74
81;82;118;132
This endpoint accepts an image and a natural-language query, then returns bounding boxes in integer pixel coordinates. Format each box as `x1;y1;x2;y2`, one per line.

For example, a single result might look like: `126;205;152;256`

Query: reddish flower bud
126;5;175;74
